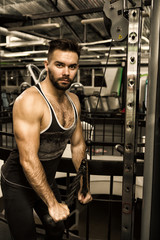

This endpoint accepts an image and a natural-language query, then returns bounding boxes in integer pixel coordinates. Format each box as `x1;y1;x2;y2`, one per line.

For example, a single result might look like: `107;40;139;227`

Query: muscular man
1;39;92;240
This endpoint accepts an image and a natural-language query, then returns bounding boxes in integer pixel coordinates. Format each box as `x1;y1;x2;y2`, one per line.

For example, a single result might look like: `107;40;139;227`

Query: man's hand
78;190;92;204
48;201;70;222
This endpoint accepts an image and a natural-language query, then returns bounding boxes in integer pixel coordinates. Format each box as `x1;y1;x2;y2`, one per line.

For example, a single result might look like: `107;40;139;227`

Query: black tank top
1;83;78;188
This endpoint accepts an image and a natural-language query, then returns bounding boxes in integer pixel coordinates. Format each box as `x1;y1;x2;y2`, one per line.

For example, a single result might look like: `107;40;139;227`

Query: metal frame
29;7;103;20
141;0;160;239
122;3;142;240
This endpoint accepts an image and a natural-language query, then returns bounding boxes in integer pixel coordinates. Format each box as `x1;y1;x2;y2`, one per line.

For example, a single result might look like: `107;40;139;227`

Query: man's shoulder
17;86;41;101
13;86;45;112
66;91;81;112
66;91;79;103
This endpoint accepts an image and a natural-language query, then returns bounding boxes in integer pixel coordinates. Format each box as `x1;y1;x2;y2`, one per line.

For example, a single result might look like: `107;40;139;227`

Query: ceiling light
3;52;30;57
6;40;48;48
1;50;48;58
33;58;47;62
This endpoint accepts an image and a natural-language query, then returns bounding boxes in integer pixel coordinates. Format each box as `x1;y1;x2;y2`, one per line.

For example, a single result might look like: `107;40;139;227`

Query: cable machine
141;0;160;239
104;1;149;239
122;5;142;240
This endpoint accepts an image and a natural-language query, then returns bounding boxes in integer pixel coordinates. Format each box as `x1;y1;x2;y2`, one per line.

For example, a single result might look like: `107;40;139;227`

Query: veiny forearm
72;143;91;200
21;156;57;208
21;155;70;222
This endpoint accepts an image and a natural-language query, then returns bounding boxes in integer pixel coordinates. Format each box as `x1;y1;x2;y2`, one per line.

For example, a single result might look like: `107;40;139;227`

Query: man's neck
41;78;66;102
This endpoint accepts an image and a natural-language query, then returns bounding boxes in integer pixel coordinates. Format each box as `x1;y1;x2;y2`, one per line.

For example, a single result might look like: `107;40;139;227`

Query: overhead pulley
103;0;129;42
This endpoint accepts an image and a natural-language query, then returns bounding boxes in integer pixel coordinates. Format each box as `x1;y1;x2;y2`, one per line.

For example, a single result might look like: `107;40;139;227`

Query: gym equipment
141;0;160;239
66;158;88;206
103;1;145;239
103;0;129;42
26;64;46;85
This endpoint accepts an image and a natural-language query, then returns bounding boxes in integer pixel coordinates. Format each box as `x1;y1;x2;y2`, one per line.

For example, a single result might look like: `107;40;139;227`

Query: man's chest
49;98;75;128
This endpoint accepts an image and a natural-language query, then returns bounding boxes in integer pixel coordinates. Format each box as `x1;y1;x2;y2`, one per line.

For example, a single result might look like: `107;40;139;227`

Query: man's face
45;49;79;91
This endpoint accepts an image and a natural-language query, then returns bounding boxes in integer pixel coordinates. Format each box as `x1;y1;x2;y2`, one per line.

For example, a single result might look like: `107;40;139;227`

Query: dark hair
47;39;81;62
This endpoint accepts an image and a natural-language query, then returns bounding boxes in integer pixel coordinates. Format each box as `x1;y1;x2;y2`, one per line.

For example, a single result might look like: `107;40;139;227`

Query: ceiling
0;0;151;66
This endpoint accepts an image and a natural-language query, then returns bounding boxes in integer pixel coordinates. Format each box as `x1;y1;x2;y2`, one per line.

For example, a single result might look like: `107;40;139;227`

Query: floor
0;194;142;240
69;196;142;240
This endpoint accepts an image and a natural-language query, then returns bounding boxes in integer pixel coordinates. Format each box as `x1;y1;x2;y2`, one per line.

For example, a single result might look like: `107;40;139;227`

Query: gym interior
0;0;160;239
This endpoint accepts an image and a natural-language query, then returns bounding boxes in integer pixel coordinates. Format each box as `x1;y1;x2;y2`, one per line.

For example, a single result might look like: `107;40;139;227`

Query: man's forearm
21;157;57;207
71;142;87;172
71;143;90;194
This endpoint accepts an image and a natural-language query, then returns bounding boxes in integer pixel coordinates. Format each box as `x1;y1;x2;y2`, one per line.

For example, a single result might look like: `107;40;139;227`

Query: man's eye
70;65;77;70
56;63;63;67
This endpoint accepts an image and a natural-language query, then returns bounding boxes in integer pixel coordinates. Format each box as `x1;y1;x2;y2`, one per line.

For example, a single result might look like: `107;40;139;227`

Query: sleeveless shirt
1;83;78;189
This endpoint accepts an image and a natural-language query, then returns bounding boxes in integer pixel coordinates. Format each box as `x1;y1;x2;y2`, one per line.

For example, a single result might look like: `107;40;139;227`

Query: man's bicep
13;102;41;157
14;118;40;159
71;119;85;147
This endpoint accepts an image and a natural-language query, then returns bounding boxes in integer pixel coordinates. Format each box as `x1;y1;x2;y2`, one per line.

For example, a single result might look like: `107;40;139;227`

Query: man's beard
48;69;72;91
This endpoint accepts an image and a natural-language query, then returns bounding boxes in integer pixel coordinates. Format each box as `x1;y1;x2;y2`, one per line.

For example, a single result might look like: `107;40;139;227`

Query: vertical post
0;35;2;146
123;0;128;11
0;34;2;111
121;8;141;240
141;0;160;239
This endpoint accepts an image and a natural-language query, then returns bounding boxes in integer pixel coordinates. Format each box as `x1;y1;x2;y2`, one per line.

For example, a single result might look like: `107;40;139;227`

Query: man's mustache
58;77;71;81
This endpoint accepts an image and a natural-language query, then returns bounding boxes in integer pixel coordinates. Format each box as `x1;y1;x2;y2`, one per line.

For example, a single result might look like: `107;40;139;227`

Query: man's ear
44;60;49;71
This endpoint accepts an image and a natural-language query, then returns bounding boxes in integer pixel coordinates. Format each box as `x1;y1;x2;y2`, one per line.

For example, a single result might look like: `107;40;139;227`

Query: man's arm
70;93;92;204
13;90;70;222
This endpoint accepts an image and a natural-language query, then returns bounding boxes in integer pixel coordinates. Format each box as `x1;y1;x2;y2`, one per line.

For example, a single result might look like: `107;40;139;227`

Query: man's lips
58;78;70;83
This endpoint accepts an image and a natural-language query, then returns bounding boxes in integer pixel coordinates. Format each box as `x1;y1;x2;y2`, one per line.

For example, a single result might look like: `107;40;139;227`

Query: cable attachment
66;158;88;207
80;159;88;198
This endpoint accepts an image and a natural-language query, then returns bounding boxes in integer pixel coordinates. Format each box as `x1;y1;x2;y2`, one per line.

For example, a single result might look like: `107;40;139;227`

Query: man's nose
63;67;69;75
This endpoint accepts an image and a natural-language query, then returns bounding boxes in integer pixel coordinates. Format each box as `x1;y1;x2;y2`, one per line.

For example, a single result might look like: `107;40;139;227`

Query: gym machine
103;0;150;239
141;0;160;239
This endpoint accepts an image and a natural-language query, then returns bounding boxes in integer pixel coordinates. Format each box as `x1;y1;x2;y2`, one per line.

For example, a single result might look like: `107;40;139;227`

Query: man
1;39;92;240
